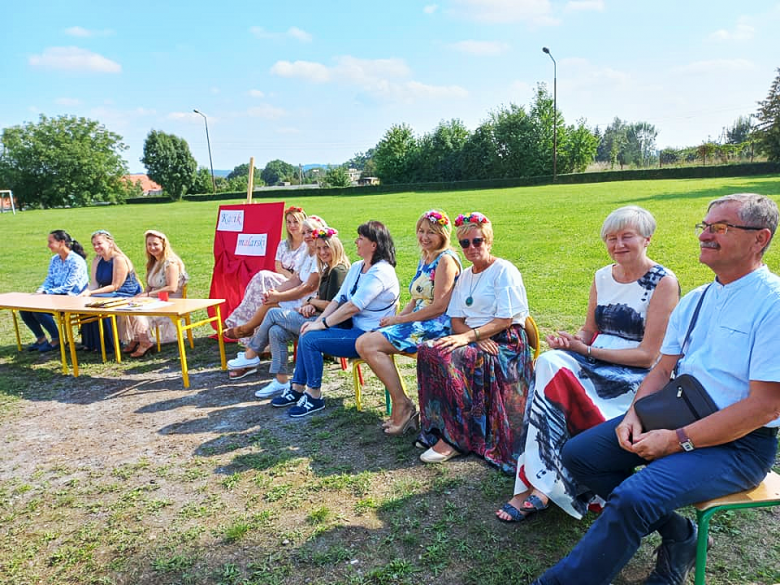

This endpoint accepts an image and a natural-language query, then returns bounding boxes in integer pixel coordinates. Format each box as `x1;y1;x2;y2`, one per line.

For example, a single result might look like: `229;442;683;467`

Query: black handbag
634;285;719;431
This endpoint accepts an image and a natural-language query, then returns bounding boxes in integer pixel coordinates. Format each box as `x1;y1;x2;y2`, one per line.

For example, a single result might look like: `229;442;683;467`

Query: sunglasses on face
459;237;485;249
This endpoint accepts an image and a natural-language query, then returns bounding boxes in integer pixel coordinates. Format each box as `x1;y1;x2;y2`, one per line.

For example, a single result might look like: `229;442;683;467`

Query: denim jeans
535;416;777;585
20;310;60;341
291;327;365;390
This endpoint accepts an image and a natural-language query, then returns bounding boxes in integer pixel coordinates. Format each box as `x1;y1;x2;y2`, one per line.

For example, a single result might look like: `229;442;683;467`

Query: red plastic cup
158;291;169;301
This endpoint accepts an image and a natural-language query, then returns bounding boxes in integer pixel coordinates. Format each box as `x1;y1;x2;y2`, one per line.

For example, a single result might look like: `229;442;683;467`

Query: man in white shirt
531;193;780;585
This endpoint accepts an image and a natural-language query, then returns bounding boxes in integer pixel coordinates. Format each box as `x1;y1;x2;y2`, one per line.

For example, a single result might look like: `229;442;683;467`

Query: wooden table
0;293;227;388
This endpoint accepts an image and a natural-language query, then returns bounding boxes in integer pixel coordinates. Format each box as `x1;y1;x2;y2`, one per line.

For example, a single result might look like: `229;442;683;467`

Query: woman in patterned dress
496;206;679;523
123;230;189;356
224;205;309;343
356;210;461;435
415;212;533;472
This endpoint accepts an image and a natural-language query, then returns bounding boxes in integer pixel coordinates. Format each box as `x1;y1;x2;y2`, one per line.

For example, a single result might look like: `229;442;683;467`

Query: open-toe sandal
122;341;140;354
130;343;155;358
497;495;549;523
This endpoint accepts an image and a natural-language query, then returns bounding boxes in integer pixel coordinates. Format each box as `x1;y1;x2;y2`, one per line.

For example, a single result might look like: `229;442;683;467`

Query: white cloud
287;26;312;42
709;20;754;41
29;46;121;73
270;55;466;103
64;26;114;37
248;89;265;98
247;104;287;119
276;127;301;134
167;111;201;121
564;0;604;12
451;0;558;26
249;25;313;42
55;97;82;106
271;60;331;83
509;80;532;96
424;4;439;13
673;59;756;75
450;40;510;56
134;107;156;116
210;87;220;94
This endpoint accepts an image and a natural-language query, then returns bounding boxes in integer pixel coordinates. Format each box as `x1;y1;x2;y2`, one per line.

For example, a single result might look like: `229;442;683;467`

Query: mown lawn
0;176;779;585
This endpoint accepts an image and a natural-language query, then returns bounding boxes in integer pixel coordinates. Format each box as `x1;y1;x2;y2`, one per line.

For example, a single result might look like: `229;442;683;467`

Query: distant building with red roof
122;174;163;196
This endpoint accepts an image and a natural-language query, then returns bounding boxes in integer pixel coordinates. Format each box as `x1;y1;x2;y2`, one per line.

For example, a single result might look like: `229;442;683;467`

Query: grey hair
709;193;778;255
600;206;657;241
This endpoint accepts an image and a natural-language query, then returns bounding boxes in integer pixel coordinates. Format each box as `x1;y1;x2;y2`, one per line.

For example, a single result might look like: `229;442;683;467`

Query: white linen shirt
661;265;780;427
336;260;399;331
447;258;529;328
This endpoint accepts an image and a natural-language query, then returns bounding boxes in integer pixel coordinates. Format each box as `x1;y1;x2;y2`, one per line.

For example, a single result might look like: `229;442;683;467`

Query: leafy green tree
189;167;214;195
726;115;753;144
346;148;376;171
755;68;780;161
559;119;598;173
0;114;129;208
227;162;263;184
415;119;470;181
322;166;353;188
373;124;418;184
141;130;196;200
261;159;296;184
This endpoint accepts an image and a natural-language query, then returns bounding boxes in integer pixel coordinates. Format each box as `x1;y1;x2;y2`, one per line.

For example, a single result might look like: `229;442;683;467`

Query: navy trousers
535;416;777;585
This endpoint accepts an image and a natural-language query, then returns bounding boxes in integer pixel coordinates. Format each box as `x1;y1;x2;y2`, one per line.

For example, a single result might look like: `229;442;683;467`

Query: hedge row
125;162;779;205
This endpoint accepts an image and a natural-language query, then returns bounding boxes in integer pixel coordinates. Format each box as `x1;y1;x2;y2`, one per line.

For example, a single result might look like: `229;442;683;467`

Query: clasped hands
431;332;499;355
615;409;678;461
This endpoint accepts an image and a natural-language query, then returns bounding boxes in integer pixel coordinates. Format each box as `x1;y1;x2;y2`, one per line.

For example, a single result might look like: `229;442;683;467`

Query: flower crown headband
312;227;338;239
423;209;451;230
454;212;490;227
284;205;304;215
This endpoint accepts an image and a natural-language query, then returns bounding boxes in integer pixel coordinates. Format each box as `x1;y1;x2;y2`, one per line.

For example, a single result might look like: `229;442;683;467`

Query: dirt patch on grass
0;344;778;585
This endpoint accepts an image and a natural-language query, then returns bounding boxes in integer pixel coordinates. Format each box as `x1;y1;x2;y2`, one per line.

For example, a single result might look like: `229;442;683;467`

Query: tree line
1;69;779;208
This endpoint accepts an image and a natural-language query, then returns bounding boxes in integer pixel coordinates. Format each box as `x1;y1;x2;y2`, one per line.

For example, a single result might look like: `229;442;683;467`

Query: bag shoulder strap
674;283;711;376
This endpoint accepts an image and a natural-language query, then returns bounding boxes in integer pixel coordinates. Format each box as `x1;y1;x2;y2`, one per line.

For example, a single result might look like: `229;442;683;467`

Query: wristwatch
676;428;695;452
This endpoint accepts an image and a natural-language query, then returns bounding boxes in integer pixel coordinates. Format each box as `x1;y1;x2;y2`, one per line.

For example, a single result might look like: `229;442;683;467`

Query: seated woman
223;216;326;344
356;209;461;435
496;205;679;523
224;205;309;343
79;230;143;352
271;220;400;418
21;230;89;352
124;230;190;357
227;228;350;395
416;212;532;472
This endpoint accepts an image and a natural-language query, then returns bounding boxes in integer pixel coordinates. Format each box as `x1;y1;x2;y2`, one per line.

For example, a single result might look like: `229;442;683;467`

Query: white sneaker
254;378;290;398
228;353;261;369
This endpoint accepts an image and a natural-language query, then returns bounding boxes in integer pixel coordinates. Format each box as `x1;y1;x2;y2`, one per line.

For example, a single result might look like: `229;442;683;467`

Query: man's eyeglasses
459;237;485;249
695;221;764;236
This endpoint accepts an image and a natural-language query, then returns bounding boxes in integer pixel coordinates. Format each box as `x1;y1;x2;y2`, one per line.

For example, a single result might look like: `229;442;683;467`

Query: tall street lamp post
193;109;216;193
542;47;557;181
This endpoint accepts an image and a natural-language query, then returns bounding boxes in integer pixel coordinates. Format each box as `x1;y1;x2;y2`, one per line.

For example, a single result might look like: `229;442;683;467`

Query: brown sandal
122;340;140;354
130;343;155;358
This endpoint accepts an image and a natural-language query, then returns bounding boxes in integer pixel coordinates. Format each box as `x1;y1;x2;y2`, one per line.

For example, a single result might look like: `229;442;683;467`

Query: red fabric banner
208;201;285;326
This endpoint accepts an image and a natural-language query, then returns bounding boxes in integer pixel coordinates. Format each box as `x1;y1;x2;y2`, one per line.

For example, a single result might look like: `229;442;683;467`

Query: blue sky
2;1;779;173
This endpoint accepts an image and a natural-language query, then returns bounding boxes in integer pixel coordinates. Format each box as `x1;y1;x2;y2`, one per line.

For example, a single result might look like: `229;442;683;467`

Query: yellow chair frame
154;284;194;351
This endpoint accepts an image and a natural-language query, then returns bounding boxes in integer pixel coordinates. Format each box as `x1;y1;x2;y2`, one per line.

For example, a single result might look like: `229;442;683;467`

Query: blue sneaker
27;341;45;351
287;393;325;418
38;341;59;353
645;519;708;585
270;387;303;408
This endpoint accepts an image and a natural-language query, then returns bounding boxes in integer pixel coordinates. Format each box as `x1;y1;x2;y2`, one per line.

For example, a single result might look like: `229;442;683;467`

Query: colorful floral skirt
379;313;452;353
416;324;532;474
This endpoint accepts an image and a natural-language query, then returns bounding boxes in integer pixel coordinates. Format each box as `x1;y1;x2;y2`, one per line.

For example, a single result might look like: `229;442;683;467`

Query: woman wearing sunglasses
416;212;532;472
355;209;461;435
496;205;679;523
271;220;400;418
225;216;327;368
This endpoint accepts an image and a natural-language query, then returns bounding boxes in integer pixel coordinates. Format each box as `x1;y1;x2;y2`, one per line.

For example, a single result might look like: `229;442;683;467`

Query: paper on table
113;299;173;311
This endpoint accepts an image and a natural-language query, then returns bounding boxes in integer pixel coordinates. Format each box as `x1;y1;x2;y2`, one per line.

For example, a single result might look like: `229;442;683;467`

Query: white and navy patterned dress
514;263;673;518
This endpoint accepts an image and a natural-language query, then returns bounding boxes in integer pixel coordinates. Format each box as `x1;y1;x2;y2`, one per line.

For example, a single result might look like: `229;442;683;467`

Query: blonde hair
284;208;308;246
315;234;351;272
144;230;187;285
416;209;452;258
455;218;494;245
91;229;135;272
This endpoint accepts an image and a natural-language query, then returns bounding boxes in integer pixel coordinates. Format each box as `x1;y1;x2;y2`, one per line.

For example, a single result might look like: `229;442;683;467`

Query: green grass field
1;176;779;585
